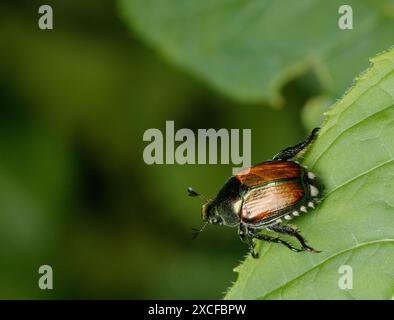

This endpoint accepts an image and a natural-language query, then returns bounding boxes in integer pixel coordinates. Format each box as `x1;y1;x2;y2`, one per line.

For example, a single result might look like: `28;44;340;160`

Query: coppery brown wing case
236;160;302;188
240;180;306;223
235;160;307;224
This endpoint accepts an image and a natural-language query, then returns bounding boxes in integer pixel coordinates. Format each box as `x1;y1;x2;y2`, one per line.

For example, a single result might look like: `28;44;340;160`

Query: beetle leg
248;229;303;253
238;224;259;258
273;128;320;161
246;239;258;259
268;224;321;253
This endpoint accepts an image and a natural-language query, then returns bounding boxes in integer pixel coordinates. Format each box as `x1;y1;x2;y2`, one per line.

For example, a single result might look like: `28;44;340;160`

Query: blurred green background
0;0;391;299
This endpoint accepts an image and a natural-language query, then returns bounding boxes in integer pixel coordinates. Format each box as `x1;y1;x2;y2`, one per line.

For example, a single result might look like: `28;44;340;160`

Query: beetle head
201;199;222;225
191;198;222;240
188;187;222;239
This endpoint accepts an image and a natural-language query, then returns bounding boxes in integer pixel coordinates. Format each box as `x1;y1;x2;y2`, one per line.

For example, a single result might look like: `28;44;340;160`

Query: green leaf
119;0;394;106
225;48;394;299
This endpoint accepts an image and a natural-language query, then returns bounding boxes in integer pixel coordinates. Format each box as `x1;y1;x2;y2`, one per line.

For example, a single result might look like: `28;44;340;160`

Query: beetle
188;128;322;258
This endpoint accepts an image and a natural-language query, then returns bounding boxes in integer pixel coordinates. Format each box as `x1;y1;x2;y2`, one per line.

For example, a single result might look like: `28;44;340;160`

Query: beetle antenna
187;187;208;202
188;187;210;239
191;221;208;240
187;187;199;197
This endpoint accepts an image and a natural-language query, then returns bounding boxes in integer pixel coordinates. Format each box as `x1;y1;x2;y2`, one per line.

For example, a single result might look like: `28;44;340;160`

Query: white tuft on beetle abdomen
310;185;319;197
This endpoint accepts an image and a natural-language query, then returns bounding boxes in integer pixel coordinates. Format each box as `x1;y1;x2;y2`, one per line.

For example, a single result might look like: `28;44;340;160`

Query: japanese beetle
189;128;322;258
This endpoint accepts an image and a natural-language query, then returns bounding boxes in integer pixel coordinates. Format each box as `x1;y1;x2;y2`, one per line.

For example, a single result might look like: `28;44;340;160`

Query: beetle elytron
189;128;322;258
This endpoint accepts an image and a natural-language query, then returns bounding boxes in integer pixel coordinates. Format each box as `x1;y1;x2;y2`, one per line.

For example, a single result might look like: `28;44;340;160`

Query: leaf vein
257;239;394;300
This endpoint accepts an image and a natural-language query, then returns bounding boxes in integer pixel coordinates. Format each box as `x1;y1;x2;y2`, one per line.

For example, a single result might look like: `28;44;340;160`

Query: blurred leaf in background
120;0;394;107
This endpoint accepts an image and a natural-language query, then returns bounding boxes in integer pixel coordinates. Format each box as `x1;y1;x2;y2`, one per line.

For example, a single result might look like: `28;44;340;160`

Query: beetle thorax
215;199;241;227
